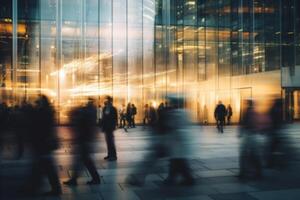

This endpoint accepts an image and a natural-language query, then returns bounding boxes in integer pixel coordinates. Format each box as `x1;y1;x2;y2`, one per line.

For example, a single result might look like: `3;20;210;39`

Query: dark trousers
72;144;100;181
105;131;117;158
30;155;61;192
119;116;126;128
216;118;225;133
132;116;136;127
167;158;194;183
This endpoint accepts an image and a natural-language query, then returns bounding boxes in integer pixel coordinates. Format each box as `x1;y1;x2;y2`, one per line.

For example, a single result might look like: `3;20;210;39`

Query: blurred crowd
0;94;295;197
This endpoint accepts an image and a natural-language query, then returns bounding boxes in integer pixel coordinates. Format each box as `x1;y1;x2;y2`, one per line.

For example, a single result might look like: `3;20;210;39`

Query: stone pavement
1;124;300;200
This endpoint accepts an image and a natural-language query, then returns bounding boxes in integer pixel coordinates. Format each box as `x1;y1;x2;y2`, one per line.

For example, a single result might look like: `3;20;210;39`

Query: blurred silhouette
149;103;157;126
266;98;287;169
119;104;127;130
101;96;118;161
126;95;194;186
239;100;263;180
214;101;226;133
226;104;233;125
22;95;61;196
126;103;133;128
0;102;9;154
131;104;137;128
157;102;165;121
64;99;101;186
143;104;150;128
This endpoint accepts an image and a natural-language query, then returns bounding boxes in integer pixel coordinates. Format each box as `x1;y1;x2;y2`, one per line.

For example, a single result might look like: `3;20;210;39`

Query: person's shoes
108;157;117;161
63;179;77;186
104;156;109;160
43;189;62;196
87;179;101;185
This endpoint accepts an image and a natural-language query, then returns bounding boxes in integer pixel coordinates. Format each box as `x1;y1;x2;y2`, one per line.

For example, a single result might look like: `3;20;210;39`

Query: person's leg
178;159;194;184
132;116;135;128
105;132;112;158
44;156;62;193
82;150;100;183
220;119;224;133
106;131;117;159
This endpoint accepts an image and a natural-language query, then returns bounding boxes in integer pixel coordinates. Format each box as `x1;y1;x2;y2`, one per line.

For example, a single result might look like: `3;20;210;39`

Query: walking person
64;99;101;186
22;95;62;196
131;104;137;128
239;100;263;180
227;104;233;125
102;96;118;161
214;101;227;133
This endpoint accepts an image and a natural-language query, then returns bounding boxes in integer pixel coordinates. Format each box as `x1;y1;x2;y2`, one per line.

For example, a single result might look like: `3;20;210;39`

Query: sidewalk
1;125;300;200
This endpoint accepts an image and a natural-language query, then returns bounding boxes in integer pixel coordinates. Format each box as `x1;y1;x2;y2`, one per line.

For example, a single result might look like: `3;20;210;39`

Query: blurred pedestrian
226;104;233;125
239;100;263;180
214;101;226;133
149;103;157;126
101;96;118;161
126;95;194;186
266;98;287;168
0;102;9;154
126;103;133;128
119;104;127;130
22;95;61;196
64;99;101;186
143;104;150;128
131;104;137;128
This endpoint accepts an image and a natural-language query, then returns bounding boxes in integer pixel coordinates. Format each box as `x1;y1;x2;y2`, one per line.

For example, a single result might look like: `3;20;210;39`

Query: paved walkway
1;125;300;200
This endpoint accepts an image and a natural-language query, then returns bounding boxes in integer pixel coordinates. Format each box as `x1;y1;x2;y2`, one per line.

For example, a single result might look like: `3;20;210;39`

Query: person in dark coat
64;99;101;186
101;96;118;161
23;95;61;196
214;101;227;133
126;103;133;128
131;104;137;128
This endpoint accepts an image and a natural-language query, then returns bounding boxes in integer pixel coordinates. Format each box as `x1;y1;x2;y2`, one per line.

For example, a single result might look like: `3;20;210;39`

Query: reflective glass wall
155;0;300;123
1;0;300;123
0;0;155;123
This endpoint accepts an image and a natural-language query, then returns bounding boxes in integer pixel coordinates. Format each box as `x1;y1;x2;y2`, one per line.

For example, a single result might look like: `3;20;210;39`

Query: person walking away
239;100;263;180
101;96;118;161
131;104;137;128
266;98;287;168
214;101;227;133
23;95;62;196
64;99;101;186
227;104;233;125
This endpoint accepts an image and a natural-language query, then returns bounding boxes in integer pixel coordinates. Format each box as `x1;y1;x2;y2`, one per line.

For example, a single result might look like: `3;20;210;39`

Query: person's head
105;96;113;105
35;95;51;108
145;104;148;108
218;100;222;105
87;98;95;106
132;104;135;107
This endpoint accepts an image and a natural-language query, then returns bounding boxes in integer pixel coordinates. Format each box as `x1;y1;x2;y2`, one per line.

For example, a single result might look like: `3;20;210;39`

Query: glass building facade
1;0;300;123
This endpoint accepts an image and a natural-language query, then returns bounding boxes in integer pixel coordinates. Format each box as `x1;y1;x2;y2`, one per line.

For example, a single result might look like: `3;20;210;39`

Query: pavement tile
249;189;300;200
209;193;257;200
210;183;258;194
